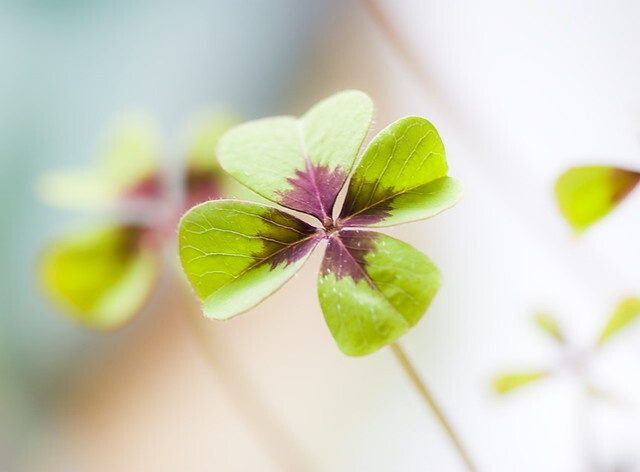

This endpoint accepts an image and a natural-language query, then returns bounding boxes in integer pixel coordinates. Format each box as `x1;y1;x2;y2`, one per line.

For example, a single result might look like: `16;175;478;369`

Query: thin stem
391;342;477;472
179;285;315;472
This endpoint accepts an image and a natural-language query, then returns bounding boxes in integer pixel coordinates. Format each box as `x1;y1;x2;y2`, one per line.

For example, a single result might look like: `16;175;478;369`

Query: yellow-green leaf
318;231;441;356
179;200;321;320
339;116;461;227
185;111;239;173
37;114;161;209
493;372;548;394
39;224;160;330
217;91;373;223
533;312;564;343
555;166;640;233
597;297;640;346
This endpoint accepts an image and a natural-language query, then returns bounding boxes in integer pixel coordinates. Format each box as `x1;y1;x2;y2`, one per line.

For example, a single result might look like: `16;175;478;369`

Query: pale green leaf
533;312;564;343
597;297;640;346
493;372;548;394
555;166;640;233
39;224;160;330
185;111;239;173
217;90;373;222
586;382;627;406
318;231;441;356
179;200;321;320
37;114;160;209
340;116;460;227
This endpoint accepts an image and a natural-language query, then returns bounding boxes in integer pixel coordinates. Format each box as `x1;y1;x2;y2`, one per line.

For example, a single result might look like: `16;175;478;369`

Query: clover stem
391;342;477;472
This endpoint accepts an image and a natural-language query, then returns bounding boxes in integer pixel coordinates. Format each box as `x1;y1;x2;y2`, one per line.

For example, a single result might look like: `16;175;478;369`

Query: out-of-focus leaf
597;297;640;346
37;114;161;209
185;112;239;173
39;224;160;330
217;91;373;223
179;200;322;320
339;116;461;227
317;231;441;356
586;382;628;407
533;312;564;343
555;166;640;233
493;372;548;394
182;112;239;208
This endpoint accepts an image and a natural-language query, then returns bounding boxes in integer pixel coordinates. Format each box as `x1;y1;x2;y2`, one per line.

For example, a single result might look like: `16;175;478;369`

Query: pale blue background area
0;0;333;464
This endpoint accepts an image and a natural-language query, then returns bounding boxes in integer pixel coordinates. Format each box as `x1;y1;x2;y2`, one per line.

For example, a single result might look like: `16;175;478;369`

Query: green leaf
182;113;239;208
39;224;160;330
339;116;461;227
493;372;548;394
179;200;321;320
317;231;441;356
37;114;160;209
533;312;564;343
217;90;373;222
555;166;640;233
597;297;640;346
185;111;239;173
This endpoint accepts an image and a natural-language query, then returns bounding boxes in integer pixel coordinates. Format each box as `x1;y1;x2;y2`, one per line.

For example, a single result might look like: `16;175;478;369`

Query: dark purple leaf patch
611;168;640;203
338;183;397;227
320;230;378;284
277;161;347;224
185;169;224;209
268;232;323;270
252;208;320;270
123;174;163;202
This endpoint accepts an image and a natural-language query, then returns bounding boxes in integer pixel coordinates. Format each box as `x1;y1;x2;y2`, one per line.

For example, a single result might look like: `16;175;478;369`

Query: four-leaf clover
494;298;640;394
179;91;463;356
38;113;236;329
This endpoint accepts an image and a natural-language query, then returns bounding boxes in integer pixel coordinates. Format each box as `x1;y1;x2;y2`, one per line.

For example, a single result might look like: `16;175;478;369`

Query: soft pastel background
2;0;640;471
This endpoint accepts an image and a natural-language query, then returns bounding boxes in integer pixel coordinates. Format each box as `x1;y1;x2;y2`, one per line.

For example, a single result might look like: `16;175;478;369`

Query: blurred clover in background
36;112;237;330
493;298;640;395
556;166;640;234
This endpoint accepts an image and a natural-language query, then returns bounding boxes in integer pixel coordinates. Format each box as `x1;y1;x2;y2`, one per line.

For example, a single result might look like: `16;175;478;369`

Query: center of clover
321;216;341;237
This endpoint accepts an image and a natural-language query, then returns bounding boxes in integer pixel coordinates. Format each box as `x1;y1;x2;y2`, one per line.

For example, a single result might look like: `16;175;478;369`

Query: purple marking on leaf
339;184;397;227
185;169;223;209
611;168;640;203
340;177;454;227
320;230;378;284
339;207;391;227
124;174;163;200
268;232;322;270
277;162;347;222
249;207;320;271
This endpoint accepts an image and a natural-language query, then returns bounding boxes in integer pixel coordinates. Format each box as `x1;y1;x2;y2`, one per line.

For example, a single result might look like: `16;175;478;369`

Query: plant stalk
391;342;477;472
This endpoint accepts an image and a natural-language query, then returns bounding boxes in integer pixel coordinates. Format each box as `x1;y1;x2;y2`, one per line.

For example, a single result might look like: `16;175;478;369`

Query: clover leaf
494;300;640;397
39;224;160;329
37;114;161;210
555;166;640;233
179;91;463;356
39;113;235;329
597;297;640;346
493;372;549;394
533;312;565;343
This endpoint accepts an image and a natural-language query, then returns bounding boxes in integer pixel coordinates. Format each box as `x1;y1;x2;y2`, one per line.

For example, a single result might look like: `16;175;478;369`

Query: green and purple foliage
38;113;236;329
494;298;640;394
179;91;462;356
556;166;640;234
